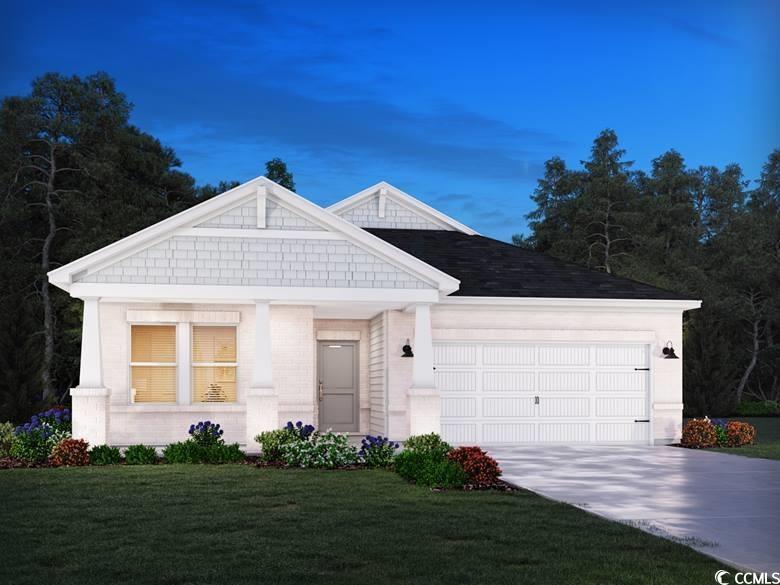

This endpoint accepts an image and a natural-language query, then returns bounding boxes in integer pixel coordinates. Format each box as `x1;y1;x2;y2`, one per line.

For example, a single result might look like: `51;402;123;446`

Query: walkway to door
488;445;780;573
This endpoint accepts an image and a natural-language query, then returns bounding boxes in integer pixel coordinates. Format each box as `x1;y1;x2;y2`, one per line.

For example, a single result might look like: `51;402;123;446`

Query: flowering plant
256;421;316;462
188;421;224;447
285;421;315;440
725;421;756;447
680;418;718;448
280;430;358;468
11;407;72;463
358;435;399;468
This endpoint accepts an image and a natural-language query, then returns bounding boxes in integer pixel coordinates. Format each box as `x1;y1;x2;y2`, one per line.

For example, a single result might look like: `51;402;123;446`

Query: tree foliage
518;131;780;415
265;157;295;191
0;72;295;422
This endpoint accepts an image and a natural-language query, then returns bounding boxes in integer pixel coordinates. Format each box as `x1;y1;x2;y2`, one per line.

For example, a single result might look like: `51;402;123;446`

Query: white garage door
435;342;650;444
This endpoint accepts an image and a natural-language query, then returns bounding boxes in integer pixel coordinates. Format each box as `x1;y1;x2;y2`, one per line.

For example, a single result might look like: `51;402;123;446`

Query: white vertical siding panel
368;313;387;435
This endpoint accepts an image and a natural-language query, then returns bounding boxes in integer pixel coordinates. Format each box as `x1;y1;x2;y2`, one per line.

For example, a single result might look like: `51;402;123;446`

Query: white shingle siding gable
196;199;324;230
341;196;454;230
78;236;433;289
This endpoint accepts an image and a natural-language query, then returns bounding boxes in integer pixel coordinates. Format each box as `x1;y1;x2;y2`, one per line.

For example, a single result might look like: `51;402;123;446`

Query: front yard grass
0;466;722;585
713;417;780;460
710;442;780;461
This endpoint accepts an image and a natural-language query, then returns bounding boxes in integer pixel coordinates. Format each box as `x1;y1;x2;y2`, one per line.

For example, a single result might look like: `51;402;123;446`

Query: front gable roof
328;181;478;235
48;177;460;297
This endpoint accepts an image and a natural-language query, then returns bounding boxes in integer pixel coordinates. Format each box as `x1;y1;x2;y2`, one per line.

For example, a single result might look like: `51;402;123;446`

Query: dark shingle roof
366;228;694;300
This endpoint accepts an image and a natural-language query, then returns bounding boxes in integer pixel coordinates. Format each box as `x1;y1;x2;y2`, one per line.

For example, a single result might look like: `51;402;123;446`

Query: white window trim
128;323;178;405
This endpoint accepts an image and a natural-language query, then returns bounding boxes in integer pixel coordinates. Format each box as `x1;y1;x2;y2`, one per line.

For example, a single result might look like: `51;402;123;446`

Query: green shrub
394;450;467;489
403;433;452;458
359;435;399;468
736;400;780;416
163;440;245;464
280;431;358;468
89;445;122;465
10;432;52;463
124;444;158;465
0;422;14;457
255;428;298;462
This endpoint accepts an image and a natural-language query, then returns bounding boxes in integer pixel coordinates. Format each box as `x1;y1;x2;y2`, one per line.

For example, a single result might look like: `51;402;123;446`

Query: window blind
130;325;177;403
192;326;237;403
131;325;176;363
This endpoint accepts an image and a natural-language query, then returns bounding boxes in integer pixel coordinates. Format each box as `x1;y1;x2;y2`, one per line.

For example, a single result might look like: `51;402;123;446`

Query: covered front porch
70;294;442;450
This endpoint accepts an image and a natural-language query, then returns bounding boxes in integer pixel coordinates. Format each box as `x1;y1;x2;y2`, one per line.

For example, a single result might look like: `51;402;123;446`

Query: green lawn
0;466;724;585
710;443;780;460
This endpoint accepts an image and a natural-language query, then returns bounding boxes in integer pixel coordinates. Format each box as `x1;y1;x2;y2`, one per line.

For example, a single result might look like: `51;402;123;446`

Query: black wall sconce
401;339;414;357
662;341;679;359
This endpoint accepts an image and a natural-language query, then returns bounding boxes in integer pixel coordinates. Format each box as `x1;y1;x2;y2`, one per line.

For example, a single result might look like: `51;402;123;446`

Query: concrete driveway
488;445;780;573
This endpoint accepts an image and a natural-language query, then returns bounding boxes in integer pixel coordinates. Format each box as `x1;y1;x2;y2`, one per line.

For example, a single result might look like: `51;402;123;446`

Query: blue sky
1;0;777;240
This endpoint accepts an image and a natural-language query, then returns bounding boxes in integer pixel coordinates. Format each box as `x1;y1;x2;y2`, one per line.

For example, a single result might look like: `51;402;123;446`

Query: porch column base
407;387;440;437
70;387;110;446
246;387;278;447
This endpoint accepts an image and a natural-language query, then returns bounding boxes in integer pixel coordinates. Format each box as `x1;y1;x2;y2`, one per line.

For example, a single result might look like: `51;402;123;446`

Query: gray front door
318;341;359;432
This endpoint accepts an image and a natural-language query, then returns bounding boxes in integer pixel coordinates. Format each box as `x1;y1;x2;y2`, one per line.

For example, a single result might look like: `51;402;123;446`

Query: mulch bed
0;457;49;469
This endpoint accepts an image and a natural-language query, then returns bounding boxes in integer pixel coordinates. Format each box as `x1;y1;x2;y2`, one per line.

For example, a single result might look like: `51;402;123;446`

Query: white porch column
407;304;440;436
246;301;278;447
70;297;109;446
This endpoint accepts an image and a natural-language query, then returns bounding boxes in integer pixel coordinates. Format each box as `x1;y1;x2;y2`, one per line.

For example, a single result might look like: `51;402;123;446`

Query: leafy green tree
517;130;779;415
265;157;295;191
0;72;200;418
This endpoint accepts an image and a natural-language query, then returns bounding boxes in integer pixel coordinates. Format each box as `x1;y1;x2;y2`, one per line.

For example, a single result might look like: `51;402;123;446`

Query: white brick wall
100;302;317;446
340;196;453;230
197;199;324;230
78;236;433;289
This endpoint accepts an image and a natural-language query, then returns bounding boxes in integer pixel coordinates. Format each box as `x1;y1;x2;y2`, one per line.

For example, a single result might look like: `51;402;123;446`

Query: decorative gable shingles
196;199;323;230
341;196;452;230
77;236;432;289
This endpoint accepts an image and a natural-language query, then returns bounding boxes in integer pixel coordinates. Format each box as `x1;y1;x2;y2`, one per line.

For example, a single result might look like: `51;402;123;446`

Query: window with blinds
192;326;237;403
131;325;177;403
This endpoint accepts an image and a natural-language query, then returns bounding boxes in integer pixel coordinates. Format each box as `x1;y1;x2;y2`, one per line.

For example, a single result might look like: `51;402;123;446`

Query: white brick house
48;179;700;449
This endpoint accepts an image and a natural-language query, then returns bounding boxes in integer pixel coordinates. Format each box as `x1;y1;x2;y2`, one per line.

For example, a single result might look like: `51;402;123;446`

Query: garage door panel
595;345;647;367
595;397;646;417
595;371;647;392
483;397;535;417
482;344;535;366
538;423;589;442
441;397;476;418
434;344;477;365
538;371;589;392
435;370;476;392
538;397;589;417
596;423;648;442
483;423;535;443
442;423;477;444
436;341;650;445
483;371;535;392
538;345;589;366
